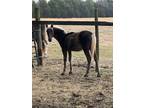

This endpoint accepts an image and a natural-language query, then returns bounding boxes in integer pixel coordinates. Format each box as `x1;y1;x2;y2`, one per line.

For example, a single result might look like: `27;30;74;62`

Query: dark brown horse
46;25;100;77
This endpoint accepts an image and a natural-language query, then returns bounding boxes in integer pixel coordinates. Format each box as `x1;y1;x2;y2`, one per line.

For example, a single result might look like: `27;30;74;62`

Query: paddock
32;17;113;108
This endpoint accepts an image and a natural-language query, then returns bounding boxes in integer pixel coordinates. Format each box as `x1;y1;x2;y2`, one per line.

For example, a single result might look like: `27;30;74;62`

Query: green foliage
32;0;113;18
32;0;36;18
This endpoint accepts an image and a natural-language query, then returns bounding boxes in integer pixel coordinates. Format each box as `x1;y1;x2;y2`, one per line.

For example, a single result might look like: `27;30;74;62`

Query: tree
32;0;36;18
32;0;113;18
39;0;48;17
85;0;95;17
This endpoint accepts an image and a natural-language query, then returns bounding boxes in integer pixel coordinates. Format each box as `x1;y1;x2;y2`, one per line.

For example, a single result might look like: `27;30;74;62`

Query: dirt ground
32;18;113;108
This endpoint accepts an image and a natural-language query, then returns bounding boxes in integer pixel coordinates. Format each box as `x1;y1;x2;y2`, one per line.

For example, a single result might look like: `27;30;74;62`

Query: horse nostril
48;39;52;42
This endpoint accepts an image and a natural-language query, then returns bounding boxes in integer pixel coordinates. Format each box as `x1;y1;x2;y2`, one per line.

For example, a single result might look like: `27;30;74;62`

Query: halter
50;27;55;36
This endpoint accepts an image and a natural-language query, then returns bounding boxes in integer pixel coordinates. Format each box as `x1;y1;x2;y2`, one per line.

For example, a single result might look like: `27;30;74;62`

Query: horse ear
46;24;48;28
51;24;53;28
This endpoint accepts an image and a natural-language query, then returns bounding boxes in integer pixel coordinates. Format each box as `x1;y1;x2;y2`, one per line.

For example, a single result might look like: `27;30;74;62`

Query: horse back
64;31;93;51
65;32;82;51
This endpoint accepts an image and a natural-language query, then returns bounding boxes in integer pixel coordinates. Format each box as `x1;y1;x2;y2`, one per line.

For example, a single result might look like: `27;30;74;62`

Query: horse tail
41;24;48;57
90;33;96;59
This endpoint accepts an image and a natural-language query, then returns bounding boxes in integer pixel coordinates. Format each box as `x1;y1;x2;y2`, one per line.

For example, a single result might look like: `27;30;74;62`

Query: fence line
32;6;113;67
32;20;113;26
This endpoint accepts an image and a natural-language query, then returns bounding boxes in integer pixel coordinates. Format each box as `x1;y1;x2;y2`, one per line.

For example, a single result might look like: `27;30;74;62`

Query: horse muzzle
48;38;52;42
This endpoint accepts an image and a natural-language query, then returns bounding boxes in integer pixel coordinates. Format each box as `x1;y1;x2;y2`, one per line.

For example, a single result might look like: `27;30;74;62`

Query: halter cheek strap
50;27;54;36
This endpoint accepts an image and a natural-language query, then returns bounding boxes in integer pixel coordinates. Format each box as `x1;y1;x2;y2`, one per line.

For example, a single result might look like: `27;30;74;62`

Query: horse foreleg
61;50;67;75
83;50;91;77
94;51;101;77
68;51;72;75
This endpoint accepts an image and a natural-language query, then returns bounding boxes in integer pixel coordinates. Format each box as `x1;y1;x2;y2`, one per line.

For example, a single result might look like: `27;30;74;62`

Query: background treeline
32;0;113;18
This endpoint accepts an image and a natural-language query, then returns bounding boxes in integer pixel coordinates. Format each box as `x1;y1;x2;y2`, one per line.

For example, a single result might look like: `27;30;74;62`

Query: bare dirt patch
33;59;112;108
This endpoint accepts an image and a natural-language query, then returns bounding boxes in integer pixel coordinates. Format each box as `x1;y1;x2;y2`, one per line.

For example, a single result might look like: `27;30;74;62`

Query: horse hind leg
68;51;72;75
42;41;48;57
83;49;91;77
94;51;101;77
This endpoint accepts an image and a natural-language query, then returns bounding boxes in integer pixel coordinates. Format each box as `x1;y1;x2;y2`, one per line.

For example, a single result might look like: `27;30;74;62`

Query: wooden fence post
35;6;43;65
95;7;99;61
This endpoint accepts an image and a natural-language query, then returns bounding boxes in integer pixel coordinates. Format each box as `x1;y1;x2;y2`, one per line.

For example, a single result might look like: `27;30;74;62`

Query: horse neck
53;28;66;48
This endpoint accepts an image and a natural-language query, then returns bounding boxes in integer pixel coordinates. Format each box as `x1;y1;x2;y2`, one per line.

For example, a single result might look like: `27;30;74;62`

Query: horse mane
65;32;75;36
51;26;66;35
52;25;65;31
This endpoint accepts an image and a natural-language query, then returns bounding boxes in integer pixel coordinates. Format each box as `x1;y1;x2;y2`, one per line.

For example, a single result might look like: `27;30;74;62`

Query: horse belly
65;33;82;51
71;44;82;51
70;40;82;51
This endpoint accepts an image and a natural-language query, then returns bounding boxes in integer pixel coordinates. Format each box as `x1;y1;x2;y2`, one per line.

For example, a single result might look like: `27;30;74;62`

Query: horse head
46;24;54;42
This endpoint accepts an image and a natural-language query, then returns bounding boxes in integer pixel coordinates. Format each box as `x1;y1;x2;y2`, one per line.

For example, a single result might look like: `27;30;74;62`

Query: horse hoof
61;73;65;76
69;72;73;75
97;74;101;77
